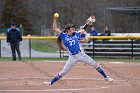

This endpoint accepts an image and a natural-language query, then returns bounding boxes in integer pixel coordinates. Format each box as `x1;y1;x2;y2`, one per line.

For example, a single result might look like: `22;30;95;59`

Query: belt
71;50;81;55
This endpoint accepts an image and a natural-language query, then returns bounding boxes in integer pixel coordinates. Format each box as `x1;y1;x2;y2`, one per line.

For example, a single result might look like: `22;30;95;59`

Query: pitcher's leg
58;58;77;76
50;56;77;85
81;53;113;81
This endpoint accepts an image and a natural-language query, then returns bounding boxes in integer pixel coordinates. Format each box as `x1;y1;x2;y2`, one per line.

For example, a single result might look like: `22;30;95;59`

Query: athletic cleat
50;74;62;85
105;76;113;82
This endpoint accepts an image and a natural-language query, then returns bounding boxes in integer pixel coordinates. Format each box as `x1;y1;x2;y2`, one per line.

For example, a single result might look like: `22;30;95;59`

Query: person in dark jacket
100;26;111;36
104;26;111;36
6;23;22;61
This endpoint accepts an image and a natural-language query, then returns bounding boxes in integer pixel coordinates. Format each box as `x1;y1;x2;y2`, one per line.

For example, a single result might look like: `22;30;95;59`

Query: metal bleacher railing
85;36;140;58
61;36;140;58
0;36;140;58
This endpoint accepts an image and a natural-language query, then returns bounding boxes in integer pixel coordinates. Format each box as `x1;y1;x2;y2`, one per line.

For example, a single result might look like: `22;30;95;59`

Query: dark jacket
6;28;22;43
104;30;111;36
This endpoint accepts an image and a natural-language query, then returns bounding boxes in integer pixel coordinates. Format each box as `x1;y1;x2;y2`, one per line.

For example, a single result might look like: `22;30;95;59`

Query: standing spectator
89;26;99;36
100;26;111;36
104;26;111;36
6;23;22;61
88;26;99;47
99;26;111;43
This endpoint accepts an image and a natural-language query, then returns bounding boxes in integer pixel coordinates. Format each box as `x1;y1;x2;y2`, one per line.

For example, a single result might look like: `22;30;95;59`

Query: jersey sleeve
79;34;86;40
59;32;66;38
75;31;81;38
16;28;20;31
7;28;11;32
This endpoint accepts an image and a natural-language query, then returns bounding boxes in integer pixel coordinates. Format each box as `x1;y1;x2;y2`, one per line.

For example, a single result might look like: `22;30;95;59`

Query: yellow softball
54;13;59;18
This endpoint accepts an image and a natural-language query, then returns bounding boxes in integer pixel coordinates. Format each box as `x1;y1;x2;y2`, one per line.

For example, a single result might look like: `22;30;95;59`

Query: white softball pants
58;52;99;77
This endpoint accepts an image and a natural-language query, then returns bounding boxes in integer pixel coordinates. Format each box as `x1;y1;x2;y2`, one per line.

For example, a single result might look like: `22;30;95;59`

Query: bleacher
84;39;140;58
59;33;140;58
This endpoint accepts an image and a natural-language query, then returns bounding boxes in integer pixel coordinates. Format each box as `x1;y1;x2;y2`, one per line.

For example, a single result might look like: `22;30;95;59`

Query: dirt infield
0;61;140;93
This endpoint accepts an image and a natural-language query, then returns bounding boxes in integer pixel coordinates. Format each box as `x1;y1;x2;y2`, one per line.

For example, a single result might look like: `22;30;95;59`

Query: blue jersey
59;31;81;54
90;30;98;36
78;33;86;40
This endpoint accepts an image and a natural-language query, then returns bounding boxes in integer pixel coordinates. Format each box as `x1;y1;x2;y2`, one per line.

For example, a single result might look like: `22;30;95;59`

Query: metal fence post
29;39;31;58
131;39;134;58
60;48;61;58
92;39;95;58
0;40;1;58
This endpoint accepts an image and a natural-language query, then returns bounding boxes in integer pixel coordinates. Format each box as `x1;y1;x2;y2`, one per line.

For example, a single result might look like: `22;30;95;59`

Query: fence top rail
0;36;140;40
88;36;140;39
0;36;57;40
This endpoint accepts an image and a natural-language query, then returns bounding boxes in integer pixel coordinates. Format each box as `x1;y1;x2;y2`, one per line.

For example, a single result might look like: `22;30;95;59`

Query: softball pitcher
49;15;113;85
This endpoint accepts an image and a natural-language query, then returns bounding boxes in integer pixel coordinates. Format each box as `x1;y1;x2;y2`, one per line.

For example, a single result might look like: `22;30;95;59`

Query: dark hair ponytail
57;36;66;50
56;29;67;51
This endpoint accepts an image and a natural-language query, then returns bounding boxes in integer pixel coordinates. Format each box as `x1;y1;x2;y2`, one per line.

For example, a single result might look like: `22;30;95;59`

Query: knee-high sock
96;66;107;78
50;74;62;85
